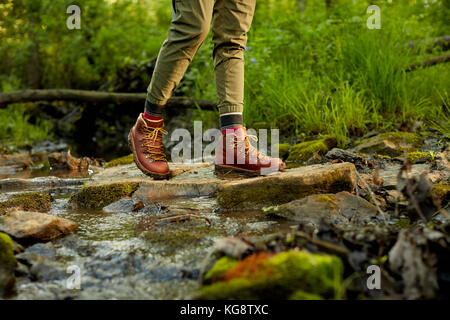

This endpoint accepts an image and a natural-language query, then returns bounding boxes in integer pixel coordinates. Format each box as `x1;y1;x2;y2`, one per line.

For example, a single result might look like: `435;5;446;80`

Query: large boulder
352;132;423;156
265;191;378;229
0;210;78;243
0;232;17;297
217;162;356;210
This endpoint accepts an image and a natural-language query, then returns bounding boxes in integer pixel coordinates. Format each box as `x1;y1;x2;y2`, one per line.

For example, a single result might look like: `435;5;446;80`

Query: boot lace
141;126;168;161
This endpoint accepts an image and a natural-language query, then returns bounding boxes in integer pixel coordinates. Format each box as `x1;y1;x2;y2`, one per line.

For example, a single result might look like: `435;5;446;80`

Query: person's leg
212;0;285;176
130;0;214;179
146;0;214;114
212;0;255;130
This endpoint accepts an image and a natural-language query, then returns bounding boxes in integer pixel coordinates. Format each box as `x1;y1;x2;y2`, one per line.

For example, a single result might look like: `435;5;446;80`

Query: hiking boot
128;113;170;179
215;127;286;177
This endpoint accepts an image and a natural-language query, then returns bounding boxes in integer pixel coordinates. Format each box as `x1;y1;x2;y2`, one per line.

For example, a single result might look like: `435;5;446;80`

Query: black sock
220;113;243;131
144;99;165;117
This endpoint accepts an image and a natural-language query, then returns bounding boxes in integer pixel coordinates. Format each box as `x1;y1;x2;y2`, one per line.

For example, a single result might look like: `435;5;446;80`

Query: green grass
0;104;52;151
188;0;450;146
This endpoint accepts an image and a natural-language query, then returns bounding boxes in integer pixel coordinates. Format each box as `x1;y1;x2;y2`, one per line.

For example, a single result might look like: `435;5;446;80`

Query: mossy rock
105;154;134;168
203;256;239;284
68;182;140;209
274;143;291;160
404;152;434;164
0;232;17;297
431;182;450;203
0;192;52;213
353;132;423;157
287;137;337;163
196;250;343;300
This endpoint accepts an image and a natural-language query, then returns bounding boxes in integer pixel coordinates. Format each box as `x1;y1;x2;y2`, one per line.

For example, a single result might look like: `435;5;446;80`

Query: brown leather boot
128;114;170;179
215;127;286;177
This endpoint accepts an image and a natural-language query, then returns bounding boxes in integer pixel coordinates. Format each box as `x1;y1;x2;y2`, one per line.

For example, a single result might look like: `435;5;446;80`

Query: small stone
265;191;377;229
353;132;423;157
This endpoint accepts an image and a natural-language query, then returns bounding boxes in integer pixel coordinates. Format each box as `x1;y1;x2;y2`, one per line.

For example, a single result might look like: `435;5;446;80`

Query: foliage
0;0;449;149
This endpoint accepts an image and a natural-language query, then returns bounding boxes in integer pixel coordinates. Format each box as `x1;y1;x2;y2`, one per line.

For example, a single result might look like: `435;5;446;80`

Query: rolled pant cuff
218;105;244;114
146;93;168;106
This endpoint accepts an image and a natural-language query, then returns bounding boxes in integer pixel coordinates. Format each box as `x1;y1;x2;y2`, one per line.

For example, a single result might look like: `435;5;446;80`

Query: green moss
0;192;52;213
196;250;343;300
204;256;239;284
395;218;411;229
431;182;450;202
275;143;291;160
68;182;140;209
380;132;423;147
405;152;433;164
316;195;336;203
0;232;17;297
287;137;337;162
105;154;134;168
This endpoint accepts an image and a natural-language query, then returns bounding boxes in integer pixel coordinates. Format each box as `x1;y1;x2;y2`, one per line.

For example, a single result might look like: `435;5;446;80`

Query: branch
0;89;217;110
406;53;450;72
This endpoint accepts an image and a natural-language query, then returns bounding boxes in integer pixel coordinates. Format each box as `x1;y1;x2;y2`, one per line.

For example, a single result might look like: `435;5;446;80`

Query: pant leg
212;0;256;114
147;0;214;105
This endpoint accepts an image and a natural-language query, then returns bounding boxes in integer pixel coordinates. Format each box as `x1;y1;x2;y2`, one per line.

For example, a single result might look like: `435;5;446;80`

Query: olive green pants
147;0;256;114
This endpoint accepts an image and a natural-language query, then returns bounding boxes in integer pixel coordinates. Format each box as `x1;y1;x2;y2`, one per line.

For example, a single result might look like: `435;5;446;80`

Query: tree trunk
0;89;217;110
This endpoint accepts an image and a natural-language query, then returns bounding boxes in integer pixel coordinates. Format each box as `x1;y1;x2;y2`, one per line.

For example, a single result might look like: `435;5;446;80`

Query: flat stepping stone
70;162;356;209
217;162;356;210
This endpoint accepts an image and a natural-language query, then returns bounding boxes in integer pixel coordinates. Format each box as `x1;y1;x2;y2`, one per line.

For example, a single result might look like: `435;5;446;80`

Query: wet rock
0;154;33;169
0;176;87;193
265;191;378;229
0;192;52;214
0;232;17;297
68;182;140;209
0;210;78;243
15;251;66;281
135;179;222;200
352;132;423;157
325;148;371;171
48;150;99;171
102;198;161;214
217;162;356;210
25;242;56;260
287;136;337;165
196;250;343;299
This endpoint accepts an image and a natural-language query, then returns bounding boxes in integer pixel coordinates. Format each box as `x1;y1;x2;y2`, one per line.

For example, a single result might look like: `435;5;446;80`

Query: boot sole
128;132;170;180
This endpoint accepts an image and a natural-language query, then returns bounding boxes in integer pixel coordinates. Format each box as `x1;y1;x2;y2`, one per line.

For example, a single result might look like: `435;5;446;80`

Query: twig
354;170;388;224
